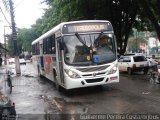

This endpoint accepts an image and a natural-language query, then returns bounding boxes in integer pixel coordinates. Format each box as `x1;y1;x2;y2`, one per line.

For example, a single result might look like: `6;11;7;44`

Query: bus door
40;44;44;70
40;56;44;69
56;37;64;85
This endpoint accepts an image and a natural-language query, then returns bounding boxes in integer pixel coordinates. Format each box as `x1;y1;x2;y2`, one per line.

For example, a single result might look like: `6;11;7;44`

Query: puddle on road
39;95;52;102
142;91;151;95
17;101;32;107
21;71;38;78
41;96;92;120
39;95;92;115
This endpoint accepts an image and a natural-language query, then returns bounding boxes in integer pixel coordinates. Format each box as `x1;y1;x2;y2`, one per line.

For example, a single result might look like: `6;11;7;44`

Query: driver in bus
94;35;113;54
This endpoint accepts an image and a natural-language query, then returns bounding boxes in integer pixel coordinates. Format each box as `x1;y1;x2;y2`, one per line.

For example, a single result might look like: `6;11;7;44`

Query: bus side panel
32;55;40;75
43;55;54;81
32;56;38;67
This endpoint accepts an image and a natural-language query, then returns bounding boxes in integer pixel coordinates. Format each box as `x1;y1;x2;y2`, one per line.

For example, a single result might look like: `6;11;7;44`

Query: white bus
32;20;119;90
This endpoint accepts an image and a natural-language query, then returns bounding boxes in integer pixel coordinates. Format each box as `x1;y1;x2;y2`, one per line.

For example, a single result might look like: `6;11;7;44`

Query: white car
8;58;26;65
19;58;26;65
118;54;149;75
8;58;15;64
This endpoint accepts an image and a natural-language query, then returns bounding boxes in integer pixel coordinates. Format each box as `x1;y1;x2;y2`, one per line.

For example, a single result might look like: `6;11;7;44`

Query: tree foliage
7;0;160;55
137;0;160;40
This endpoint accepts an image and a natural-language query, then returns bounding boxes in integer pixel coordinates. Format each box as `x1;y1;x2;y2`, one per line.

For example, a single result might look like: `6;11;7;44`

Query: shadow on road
38;75;118;97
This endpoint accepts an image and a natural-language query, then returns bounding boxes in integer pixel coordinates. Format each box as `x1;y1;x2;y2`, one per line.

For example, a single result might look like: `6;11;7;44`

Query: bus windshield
63;33;116;66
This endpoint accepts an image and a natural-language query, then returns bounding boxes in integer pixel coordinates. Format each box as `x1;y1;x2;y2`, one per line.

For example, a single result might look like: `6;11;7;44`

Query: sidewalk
0;62;37;96
0;63;52;120
0;64;8;95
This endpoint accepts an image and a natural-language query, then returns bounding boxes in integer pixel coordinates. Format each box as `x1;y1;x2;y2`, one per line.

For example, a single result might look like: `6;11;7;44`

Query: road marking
52;99;63;112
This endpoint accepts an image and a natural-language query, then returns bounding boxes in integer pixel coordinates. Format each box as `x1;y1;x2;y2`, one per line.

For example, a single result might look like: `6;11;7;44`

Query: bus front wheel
53;70;62;91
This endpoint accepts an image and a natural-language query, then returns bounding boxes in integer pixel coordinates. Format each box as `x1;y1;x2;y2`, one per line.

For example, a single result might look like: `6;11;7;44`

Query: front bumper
64;70;119;89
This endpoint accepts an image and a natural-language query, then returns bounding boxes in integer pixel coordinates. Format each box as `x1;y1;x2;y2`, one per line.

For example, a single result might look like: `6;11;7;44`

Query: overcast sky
0;0;47;43
14;0;46;28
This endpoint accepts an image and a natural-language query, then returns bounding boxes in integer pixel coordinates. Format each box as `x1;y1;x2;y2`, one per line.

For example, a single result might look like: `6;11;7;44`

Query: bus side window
48;37;52;54
37;43;40;54
43;39;46;54
51;35;56;54
36;43;40;55
35;43;39;55
32;45;34;55
46;38;49;54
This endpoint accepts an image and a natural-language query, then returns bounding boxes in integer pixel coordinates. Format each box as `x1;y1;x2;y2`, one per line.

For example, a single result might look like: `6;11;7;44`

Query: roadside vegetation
6;0;160;56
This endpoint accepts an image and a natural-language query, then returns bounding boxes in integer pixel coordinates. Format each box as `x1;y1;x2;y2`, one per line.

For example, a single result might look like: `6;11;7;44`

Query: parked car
118;54;149;75
8;58;26;65
19;58;26;65
8;58;15;64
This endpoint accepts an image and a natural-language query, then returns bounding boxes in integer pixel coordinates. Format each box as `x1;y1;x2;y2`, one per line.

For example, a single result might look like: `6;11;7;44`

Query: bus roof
32;20;111;45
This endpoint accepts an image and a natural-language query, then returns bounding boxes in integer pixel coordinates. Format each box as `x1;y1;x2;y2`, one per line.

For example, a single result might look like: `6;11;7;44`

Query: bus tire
53;70;62;91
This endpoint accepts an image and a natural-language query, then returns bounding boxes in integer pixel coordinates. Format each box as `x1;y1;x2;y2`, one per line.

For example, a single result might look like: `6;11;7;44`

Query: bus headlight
107;64;118;75
64;69;81;78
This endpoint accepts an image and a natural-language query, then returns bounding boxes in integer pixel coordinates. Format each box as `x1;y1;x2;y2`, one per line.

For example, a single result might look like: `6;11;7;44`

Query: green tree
7;35;14;56
7;0;160;56
137;0;160;40
44;0;139;55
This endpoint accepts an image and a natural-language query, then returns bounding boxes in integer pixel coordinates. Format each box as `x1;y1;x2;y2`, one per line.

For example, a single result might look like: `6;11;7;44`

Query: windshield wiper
94;31;112;45
95;31;104;42
75;33;88;48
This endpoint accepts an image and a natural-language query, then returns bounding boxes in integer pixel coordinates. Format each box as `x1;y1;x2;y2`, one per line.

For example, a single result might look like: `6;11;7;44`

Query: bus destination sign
62;22;113;34
73;25;105;32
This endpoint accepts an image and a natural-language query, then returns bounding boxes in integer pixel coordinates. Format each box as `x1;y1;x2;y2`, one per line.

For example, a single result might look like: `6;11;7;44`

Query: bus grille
82;72;106;77
85;78;104;83
77;65;110;72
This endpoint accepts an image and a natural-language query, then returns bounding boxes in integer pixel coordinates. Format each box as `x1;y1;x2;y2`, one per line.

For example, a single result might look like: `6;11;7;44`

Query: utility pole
4;26;7;65
9;0;21;74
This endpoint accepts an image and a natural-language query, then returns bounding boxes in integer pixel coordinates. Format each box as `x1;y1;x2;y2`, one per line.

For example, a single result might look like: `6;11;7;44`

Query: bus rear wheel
37;65;42;77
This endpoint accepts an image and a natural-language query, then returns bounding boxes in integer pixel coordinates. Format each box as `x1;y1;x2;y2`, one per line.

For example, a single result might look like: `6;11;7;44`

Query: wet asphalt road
0;63;160;120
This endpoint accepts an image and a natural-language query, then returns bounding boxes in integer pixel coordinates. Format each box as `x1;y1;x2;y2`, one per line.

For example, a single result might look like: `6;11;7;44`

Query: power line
0;6;11;26
14;0;24;9
2;0;9;13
